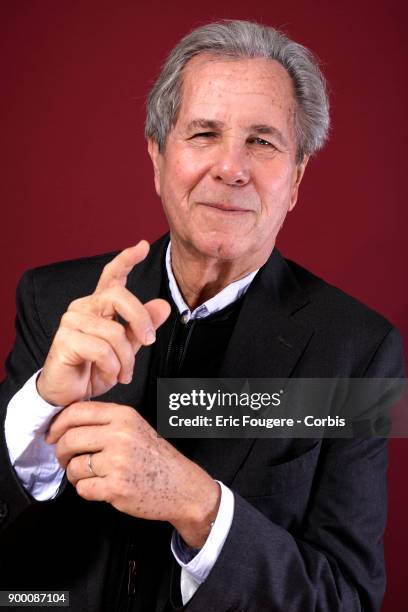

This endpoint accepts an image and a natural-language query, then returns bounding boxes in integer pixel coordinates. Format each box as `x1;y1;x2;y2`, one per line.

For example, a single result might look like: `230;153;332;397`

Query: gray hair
145;20;330;163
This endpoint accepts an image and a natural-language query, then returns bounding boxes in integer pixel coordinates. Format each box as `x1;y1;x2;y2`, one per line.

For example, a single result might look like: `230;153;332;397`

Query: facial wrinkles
160;57;299;230
193;141;293;215
164;149;290;223
179;58;297;143
163;133;295;221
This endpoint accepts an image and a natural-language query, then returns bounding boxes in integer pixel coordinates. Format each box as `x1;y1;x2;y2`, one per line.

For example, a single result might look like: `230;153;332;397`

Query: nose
210;141;250;186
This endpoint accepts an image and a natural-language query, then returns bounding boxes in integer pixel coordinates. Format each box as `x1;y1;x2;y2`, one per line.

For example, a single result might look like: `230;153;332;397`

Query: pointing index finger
95;240;150;293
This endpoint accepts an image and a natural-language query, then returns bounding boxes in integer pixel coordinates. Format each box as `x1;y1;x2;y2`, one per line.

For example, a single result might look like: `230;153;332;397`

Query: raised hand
37;241;171;406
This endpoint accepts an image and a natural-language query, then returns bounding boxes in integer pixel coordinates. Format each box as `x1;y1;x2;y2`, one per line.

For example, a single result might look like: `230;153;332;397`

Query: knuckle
102;370;120;389
118;408;138;429
62;428;75;449
114;427;132;447
110;452;125;471
96;342;112;361
67;402;81;418
51;331;65;352
60;311;77;327
66;461;77;483
54;325;69;344
110;359;121;377
125;404;138;420
67;297;87;312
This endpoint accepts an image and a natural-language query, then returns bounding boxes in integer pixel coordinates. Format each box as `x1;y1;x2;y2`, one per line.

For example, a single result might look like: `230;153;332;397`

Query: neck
169;239;271;310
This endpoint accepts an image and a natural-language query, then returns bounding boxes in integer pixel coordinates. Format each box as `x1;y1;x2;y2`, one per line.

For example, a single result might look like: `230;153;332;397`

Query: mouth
198;202;252;214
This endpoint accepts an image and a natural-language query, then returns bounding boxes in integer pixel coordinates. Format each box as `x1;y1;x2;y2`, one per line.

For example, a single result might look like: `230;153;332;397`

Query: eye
190;131;217;139
248;136;275;147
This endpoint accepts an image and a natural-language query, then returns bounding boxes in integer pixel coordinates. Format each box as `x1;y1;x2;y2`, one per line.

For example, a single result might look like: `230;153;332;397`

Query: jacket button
0;501;8;521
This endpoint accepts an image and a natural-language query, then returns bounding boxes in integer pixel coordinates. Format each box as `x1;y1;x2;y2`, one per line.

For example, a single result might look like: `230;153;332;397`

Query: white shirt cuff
4;370;65;501
171;480;234;605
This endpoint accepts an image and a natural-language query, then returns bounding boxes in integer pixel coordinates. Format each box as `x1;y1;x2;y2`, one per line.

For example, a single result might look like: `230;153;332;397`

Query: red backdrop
1;1;407;608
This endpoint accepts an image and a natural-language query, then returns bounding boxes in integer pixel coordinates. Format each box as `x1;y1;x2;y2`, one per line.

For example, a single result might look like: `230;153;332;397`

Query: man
0;20;404;612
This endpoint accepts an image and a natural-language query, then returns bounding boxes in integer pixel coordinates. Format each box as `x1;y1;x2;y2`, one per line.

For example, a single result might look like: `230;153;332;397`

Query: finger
95;241;150;293
144;298;172;330
116;298;171;359
60;311;135;384
53;327;122;387
46;401;112;444
66;451;105;485
55;424;109;468
76;476;109;502
121;297;172;353
69;286;156;347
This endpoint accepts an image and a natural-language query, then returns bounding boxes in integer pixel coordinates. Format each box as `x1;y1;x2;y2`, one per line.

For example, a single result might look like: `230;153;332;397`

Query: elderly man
0;20;404;612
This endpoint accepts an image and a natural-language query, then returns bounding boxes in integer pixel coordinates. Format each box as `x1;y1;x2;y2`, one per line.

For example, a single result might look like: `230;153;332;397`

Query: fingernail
145;328;156;345
124;374;132;384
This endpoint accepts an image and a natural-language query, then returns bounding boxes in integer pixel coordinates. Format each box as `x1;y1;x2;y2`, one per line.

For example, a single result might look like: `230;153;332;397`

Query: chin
192;232;248;261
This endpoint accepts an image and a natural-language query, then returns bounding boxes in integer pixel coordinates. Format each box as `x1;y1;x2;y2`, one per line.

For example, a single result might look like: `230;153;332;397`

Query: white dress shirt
4;241;259;605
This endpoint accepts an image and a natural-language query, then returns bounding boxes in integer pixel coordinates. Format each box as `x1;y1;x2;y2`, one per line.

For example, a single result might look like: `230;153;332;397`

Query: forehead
177;53;296;129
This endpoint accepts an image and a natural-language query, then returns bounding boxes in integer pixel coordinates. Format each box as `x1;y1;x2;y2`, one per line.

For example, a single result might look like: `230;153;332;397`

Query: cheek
258;166;296;215
163;153;206;203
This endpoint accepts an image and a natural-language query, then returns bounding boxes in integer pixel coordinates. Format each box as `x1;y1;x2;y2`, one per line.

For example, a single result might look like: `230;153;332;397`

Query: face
148;54;309;268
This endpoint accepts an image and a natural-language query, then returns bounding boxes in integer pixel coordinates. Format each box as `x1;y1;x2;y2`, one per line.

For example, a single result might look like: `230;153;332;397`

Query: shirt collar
165;242;259;322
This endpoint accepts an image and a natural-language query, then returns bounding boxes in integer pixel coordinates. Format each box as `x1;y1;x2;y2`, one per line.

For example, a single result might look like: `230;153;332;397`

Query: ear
289;155;310;212
147;138;162;197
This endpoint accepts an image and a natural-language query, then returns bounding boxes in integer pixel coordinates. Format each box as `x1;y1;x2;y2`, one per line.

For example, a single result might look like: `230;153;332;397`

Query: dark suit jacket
0;235;404;611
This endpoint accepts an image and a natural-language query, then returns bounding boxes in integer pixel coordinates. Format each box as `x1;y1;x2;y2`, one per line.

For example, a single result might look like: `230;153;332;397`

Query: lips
199;202;252;213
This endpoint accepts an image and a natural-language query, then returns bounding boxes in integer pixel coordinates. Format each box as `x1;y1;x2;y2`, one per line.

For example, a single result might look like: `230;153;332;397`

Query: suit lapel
220;250;313;379
189;249;315;485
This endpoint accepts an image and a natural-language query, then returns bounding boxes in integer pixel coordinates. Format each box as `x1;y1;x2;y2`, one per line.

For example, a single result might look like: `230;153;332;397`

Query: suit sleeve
0;270;52;531
180;328;405;612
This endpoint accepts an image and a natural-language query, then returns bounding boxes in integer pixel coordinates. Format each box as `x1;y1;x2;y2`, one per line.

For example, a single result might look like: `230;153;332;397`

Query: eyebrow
185;119;289;148
186;119;224;131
